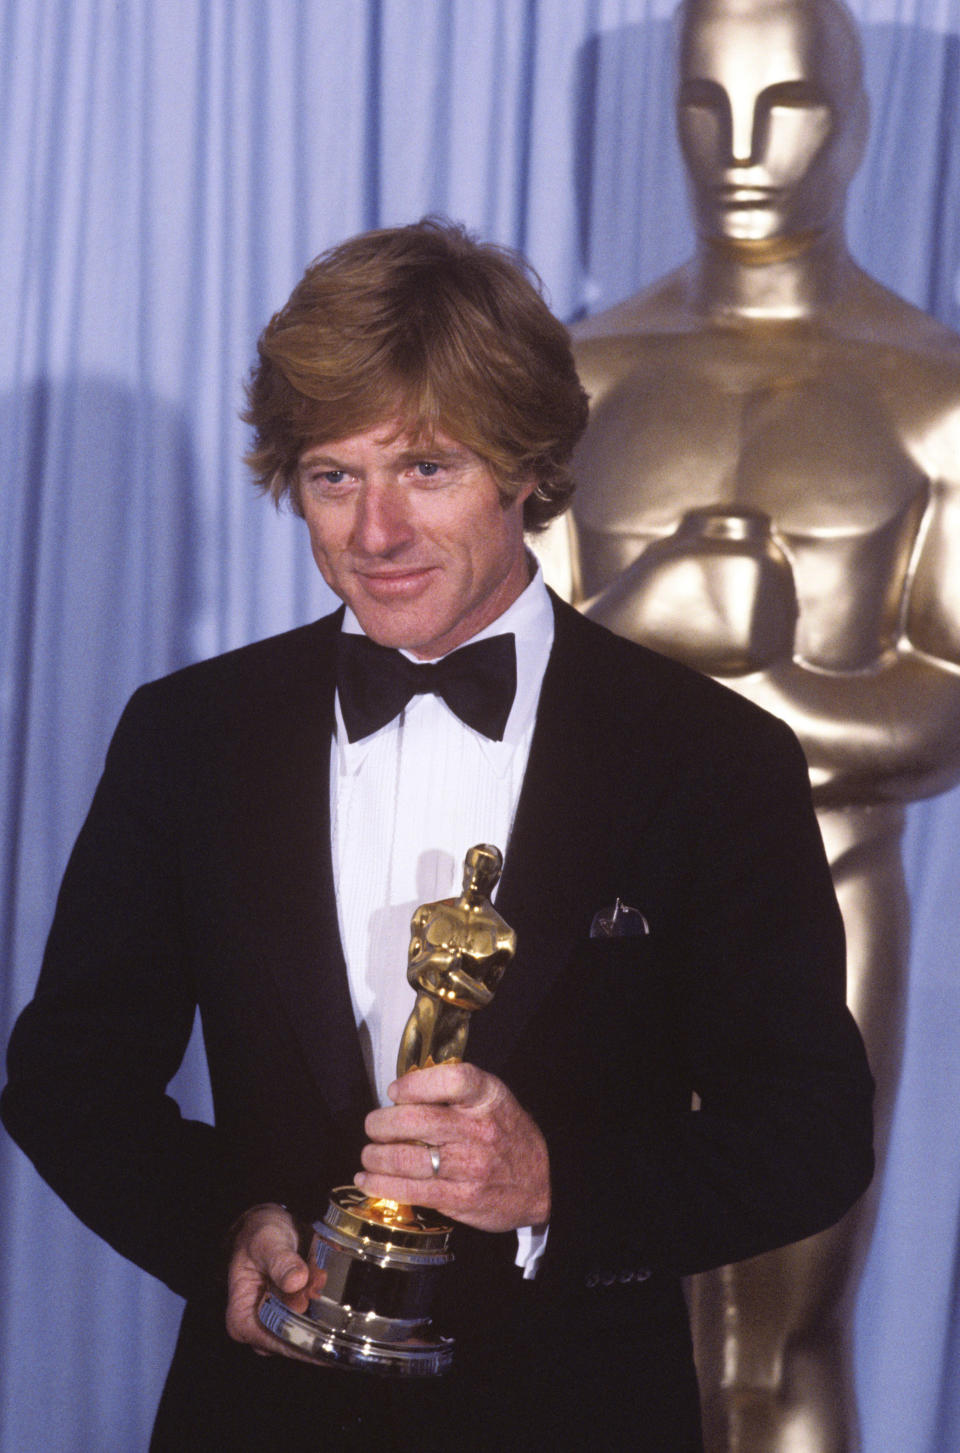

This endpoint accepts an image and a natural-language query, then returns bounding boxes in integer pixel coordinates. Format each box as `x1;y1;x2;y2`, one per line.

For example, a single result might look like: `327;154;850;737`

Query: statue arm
579;533;960;806
713;649;960;808
903;445;960;666
722;449;960;808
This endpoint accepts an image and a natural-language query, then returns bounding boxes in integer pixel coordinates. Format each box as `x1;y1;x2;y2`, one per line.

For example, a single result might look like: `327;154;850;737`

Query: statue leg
398;995;439;1076
691;808;907;1452
428;1005;471;1066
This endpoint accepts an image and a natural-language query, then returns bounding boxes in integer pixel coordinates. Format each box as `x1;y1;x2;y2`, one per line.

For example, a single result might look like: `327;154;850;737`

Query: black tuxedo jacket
2;595;873;1451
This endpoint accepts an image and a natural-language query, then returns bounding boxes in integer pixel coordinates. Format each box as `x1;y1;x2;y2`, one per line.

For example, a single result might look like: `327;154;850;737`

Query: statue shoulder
572;265;701;405
573;264;696;342
838;275;960;480
841;268;960;364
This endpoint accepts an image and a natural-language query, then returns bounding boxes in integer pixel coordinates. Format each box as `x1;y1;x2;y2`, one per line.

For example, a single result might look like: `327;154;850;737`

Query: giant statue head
676;0;868;244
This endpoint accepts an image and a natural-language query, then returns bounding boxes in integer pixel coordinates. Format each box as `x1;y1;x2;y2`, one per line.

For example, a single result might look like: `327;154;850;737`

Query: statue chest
573;354;928;670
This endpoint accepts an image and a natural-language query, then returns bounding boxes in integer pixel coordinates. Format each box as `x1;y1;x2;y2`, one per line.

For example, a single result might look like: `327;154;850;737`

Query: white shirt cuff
514;1222;550;1280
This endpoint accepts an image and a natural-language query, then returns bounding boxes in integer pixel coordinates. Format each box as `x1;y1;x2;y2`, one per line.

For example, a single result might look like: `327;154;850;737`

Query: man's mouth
355;566;437;598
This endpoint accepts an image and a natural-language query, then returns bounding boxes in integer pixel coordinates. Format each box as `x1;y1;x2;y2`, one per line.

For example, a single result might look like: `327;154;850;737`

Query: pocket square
589;898;650;939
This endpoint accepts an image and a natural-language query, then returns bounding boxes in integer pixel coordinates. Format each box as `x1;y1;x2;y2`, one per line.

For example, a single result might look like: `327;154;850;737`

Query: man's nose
351;482;413;555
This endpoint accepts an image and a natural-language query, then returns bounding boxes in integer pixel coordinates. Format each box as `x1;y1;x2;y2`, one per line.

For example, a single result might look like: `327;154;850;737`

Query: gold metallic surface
555;1;960;1448
329;1185;452;1241
259;844;515;1374
366;844;516;1235
398;843;517;1076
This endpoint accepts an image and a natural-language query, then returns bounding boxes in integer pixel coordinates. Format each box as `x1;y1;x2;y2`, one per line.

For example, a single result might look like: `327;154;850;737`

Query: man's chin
347;598;444;656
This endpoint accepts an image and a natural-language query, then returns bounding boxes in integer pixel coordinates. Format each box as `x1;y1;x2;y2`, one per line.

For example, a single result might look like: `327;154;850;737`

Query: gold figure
365;843;515;1232
557;1;960;1448
259;844;516;1370
398;844;516;1076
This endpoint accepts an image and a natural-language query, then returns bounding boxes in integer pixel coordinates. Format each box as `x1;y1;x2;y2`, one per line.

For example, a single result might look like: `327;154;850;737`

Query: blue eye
322;470;346;485
416;461;440;477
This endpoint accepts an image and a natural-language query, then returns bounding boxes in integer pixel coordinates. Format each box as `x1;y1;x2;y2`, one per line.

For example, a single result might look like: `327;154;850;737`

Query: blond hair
243;218;589;530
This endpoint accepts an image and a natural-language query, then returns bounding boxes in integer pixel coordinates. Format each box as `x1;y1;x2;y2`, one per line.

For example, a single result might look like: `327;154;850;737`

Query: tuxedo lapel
228;613;371;1129
467;596;666;1077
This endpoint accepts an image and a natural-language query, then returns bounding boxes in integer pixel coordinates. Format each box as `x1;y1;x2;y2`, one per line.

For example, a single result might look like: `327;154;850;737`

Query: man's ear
510;475;539;512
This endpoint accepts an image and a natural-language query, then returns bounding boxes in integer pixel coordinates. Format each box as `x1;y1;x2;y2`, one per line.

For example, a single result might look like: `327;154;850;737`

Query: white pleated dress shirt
329;563;553;1276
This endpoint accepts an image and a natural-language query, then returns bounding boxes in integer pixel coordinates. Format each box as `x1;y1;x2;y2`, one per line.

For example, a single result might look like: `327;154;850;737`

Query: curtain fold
2;3;958;1448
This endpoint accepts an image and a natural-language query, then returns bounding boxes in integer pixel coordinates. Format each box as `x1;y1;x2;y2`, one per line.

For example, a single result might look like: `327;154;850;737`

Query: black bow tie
336;632;517;743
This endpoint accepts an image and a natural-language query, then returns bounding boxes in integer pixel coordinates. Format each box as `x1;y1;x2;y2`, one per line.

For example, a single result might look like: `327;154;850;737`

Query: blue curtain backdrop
2;2;959;1448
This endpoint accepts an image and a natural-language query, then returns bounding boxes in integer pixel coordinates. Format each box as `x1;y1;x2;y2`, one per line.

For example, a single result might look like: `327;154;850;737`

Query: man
564;0;960;1446
1;219;873;1451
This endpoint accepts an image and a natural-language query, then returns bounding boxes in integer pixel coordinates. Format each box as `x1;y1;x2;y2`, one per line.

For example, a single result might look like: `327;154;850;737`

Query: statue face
463;844;502;897
676;0;866;243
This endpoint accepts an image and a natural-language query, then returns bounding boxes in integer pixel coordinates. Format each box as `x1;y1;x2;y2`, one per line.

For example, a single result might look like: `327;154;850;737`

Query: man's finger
359;1137;445;1179
353;1170;462;1215
387;1061;489;1106
364;1101;457;1145
249;1227;310;1294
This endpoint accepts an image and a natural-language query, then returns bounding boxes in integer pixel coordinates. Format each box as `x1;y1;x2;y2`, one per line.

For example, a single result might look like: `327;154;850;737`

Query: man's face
677;0;865;243
298;420;534;659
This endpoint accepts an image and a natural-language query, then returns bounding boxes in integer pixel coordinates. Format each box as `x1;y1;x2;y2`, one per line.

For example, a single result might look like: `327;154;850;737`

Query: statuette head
676;0;868;245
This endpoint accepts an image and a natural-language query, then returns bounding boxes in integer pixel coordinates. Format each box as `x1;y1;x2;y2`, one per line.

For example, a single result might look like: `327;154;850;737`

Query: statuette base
258;1186;454;1377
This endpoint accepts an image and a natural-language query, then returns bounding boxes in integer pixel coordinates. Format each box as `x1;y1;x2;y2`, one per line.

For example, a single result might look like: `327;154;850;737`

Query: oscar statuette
257;843;516;1376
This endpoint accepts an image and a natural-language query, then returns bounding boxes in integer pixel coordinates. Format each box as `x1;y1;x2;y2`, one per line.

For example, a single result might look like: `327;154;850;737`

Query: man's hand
355;1063;551;1231
225;1203;326;1358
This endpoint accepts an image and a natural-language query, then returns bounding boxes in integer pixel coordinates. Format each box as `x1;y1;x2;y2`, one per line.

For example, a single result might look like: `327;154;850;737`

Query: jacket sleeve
1;685;257;1303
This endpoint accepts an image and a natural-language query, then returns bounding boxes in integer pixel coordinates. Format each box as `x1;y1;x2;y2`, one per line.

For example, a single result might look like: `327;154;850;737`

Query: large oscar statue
259;844;516;1375
562;1;960;1448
